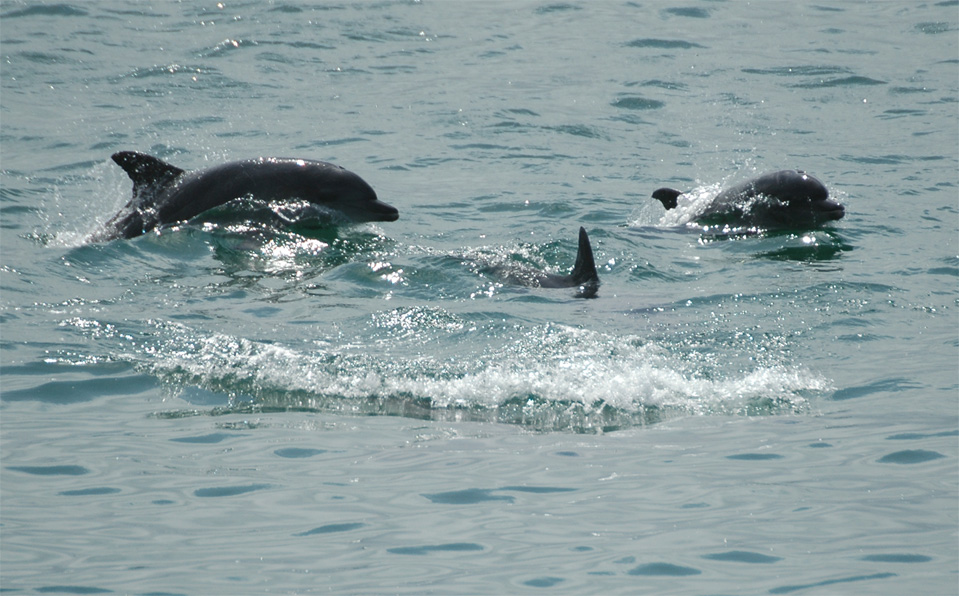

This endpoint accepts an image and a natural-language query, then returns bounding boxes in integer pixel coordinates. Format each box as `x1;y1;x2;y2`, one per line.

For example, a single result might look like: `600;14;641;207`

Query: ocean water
1;1;957;594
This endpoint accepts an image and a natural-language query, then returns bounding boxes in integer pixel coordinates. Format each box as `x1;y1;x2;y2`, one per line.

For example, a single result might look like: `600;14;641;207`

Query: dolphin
652;170;844;228
91;151;399;241
490;227;600;298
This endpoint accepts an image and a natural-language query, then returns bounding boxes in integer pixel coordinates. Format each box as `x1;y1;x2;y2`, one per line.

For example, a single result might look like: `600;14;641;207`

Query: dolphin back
755;170;829;203
717;170;828;205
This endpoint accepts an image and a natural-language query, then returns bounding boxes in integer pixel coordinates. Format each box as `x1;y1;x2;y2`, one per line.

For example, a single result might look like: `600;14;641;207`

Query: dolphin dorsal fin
652;187;683;210
571;226;600;289
111;151;184;198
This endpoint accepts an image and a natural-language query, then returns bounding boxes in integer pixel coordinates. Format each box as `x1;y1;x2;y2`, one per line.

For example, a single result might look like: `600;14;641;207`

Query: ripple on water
726;453;784;461
702;550;783;564
876;449;946;464
7;465;89;476
58;488;122;497
422;488;515;505
193;484;272;498
273;447;327;458
387;543;485;556
625;38;706;49
627;562;702;576
169;432;238;444
294;522;366;536
861;554;933;563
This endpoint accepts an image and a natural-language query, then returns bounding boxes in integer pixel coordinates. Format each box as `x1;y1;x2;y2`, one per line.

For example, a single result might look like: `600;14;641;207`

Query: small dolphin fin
111;151;185;198
571;227;600;297
652;187;683;210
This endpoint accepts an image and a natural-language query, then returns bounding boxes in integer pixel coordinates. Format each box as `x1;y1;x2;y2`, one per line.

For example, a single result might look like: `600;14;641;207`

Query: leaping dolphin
91;151;399;241
652;170;844;228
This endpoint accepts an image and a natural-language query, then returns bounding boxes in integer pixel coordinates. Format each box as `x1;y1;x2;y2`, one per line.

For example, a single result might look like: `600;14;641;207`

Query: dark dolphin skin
652;170;844;228
91;151;399;241
494;227;600;298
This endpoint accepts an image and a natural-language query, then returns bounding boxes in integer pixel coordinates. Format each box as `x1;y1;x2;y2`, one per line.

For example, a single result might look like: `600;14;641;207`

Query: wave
56;314;830;433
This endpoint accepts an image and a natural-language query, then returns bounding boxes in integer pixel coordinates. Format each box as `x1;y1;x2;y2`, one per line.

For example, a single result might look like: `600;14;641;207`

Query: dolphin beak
819;200;845;220
372;200;400;221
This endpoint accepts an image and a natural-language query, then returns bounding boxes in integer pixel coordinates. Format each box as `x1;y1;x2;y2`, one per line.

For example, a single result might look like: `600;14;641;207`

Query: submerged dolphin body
491;227;600;298
652;170;844;228
92;151;399;241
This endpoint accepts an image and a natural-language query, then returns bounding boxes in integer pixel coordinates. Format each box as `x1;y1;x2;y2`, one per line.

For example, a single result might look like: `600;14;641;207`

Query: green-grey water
2;2;957;594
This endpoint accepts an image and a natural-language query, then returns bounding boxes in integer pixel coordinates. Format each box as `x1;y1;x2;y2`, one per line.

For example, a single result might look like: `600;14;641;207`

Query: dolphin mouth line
814;201;845;218
374;206;400;222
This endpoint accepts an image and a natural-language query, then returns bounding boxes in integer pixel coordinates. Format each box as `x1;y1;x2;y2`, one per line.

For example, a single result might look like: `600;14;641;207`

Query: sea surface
1;2;957;594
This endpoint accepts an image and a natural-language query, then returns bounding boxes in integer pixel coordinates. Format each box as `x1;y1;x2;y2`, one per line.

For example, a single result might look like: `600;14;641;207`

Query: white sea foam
68;316;831;429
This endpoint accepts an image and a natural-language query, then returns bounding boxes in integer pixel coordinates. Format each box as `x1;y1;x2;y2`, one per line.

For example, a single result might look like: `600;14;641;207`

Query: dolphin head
283;159;399;222
754;170;844;225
